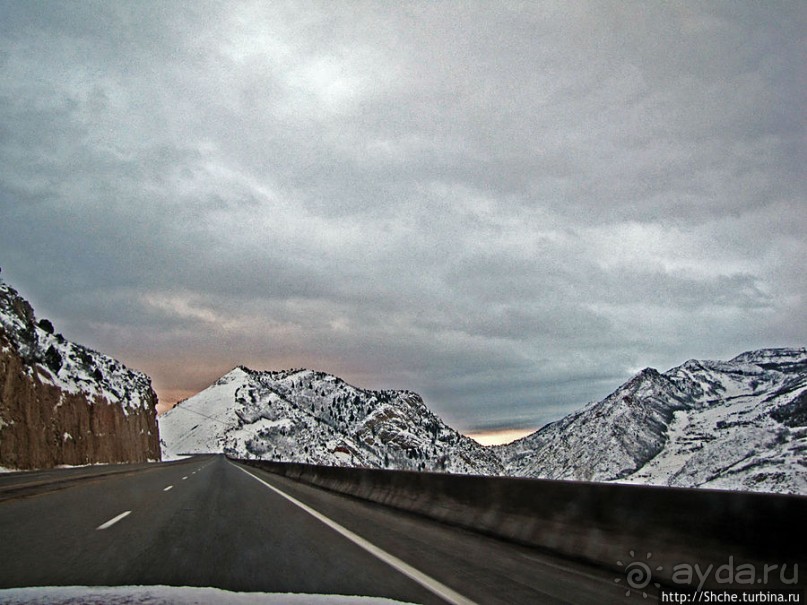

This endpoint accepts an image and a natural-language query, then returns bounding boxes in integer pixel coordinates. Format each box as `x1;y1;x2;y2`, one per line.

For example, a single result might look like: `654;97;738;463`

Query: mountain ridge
159;365;503;475
160;347;806;495
498;347;807;494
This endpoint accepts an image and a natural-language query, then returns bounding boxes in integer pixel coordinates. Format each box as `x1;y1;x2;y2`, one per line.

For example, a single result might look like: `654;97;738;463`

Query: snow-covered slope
0;283;155;415
159;366;502;475
499;348;807;494
160;348;805;492
0;277;160;469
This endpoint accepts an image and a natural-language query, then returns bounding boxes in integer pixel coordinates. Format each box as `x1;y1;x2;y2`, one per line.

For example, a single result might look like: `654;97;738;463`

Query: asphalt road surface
0;455;626;604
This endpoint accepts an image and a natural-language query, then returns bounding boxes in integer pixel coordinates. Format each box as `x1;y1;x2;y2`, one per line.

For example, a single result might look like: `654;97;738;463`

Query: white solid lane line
96;510;132;530
163;485;173;491
232;462;478;605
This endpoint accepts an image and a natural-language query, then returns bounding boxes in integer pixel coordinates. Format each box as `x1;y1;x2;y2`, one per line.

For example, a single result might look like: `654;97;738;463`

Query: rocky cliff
0;278;160;469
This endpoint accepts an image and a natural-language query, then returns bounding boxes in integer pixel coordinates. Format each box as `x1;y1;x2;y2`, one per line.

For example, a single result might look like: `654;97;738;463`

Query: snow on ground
158;369;249;456
157;452;191;462
617;409;693;485
0;586;414;605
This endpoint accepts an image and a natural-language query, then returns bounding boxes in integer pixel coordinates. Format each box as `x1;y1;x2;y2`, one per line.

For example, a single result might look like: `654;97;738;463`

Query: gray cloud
1;1;804;433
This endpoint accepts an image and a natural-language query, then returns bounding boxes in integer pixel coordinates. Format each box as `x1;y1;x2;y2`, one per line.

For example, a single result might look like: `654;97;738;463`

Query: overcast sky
1;1;804;435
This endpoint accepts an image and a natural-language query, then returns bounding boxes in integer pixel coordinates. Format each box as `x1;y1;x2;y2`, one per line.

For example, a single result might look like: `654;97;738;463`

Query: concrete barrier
236;459;806;590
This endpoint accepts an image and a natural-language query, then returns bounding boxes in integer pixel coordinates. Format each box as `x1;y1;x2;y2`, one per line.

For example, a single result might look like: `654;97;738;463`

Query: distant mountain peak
621;366;671;391
729;348;807;367
499;347;806;494
160;366;503;475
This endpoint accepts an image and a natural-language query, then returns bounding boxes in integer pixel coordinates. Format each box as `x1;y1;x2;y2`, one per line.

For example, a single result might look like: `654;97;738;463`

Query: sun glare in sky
465;428;538;447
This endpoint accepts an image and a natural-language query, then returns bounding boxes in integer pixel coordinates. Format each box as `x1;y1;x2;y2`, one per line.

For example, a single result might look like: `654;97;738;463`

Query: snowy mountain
159;366;503;475
0;277;160;469
499;348;807;494
159;348;805;492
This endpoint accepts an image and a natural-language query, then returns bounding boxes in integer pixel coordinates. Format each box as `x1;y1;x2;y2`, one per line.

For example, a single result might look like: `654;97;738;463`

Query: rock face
0;279;160;469
498;348;807;494
159;366;503;475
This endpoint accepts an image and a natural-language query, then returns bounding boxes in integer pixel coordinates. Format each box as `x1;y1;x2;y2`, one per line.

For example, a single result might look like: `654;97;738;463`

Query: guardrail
235;458;806;591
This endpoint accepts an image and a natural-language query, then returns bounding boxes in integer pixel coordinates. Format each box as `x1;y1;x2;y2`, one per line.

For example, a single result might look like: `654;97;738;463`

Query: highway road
0;455;625;604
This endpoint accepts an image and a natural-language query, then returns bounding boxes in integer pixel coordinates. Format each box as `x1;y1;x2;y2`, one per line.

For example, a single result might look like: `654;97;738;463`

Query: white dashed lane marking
96;510;131;530
94;462;216;533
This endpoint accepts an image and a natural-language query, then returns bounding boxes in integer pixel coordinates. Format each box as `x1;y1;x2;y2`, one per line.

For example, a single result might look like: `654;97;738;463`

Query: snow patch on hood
0;585;415;604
